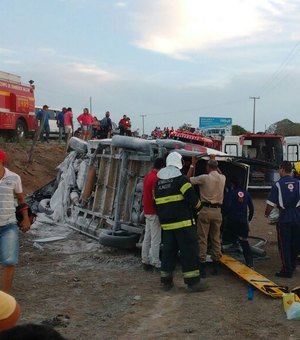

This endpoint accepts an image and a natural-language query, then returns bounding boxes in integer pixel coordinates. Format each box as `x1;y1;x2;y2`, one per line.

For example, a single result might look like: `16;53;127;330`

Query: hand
19;217;31;233
191;155;197;167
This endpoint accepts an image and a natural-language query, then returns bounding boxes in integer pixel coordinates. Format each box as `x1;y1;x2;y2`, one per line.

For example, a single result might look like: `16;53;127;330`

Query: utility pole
249;96;260;133
140;114;147;137
89;96;92;114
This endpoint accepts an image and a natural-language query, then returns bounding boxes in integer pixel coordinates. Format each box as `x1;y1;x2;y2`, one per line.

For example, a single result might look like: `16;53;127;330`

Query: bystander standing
57;107;66;143
141;157;165;272
0;149;31;293
64;107;74;143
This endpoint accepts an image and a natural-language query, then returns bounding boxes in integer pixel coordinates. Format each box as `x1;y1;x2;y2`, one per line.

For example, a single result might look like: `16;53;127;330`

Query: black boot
199;262;206;278
211;261;220;275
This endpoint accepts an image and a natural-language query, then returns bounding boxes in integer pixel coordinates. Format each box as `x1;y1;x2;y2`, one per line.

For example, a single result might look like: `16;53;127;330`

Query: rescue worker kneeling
154;152;208;292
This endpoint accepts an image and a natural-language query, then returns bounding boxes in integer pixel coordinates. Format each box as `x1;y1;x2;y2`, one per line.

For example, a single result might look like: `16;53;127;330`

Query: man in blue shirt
223;178;254;268
265;161;300;278
56;107;66;143
37;105;50;143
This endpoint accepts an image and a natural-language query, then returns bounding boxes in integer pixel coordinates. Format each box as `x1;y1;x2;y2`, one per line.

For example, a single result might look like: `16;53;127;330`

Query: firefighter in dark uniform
154;152;208;292
265;161;300;278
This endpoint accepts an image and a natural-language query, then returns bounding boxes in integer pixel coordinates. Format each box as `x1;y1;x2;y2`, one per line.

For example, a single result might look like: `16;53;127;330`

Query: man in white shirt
0;149;31;292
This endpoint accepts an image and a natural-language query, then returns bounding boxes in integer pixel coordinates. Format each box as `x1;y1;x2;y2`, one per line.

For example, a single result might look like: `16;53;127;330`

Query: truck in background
222;133;300;189
0;71;36;139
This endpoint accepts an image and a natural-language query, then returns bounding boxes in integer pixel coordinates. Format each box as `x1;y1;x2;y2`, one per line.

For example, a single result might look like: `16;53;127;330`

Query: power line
259;39;300;96
249;96;260;133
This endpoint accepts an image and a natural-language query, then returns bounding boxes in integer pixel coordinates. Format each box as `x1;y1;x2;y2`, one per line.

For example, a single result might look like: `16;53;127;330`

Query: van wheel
15;119;28;140
38;198;54;215
99;230;139;249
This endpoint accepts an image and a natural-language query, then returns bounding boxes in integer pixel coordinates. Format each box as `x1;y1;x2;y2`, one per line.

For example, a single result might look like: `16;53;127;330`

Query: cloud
115;2;127;8
66;63;119;82
131;0;294;59
0;48;13;55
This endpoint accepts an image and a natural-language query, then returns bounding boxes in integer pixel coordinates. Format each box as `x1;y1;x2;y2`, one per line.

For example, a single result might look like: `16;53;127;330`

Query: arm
264;185;278;218
180;178;201;211
247;194;254;221
265;203;275;217
186;155;197;179
15;193;31;232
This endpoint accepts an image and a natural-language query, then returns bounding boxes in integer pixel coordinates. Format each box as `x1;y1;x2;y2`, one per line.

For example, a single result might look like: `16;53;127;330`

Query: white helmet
166;151;182;169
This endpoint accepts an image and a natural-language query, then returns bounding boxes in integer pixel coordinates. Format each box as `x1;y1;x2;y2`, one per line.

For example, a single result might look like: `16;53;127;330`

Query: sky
1;0;300;135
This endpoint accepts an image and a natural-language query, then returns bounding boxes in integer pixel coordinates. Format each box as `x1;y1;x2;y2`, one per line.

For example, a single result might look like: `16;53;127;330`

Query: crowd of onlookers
151;126;174;139
36;105;134;143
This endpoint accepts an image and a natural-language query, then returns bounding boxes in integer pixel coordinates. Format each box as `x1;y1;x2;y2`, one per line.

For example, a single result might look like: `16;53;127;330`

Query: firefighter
293;161;300;180
154;152;208;292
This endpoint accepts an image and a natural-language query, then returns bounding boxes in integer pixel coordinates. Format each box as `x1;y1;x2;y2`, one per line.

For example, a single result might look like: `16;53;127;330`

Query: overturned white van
28;136;249;249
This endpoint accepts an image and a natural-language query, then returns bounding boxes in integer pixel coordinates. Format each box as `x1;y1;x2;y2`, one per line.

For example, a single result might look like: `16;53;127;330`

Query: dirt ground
3;141;300;339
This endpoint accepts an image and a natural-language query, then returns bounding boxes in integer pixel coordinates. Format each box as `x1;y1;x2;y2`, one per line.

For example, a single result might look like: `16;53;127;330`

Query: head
231;178;241;189
294;161;300;177
83;108;89;114
67;107;72;112
279;161;293;177
62;107;67;113
123;114;127;119
0;149;6;166
166;152;183;169
105;111;110;117
0;291;21;332
153;157;166;170
43;105;49;110
207;159;218;171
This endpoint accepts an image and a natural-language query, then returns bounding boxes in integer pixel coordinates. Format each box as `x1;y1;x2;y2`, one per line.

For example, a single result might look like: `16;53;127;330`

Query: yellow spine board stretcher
220;254;289;298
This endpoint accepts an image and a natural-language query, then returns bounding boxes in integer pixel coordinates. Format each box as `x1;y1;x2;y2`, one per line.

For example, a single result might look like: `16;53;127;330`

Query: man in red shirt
77;108;94;140
142;157;166;271
64;107;74;143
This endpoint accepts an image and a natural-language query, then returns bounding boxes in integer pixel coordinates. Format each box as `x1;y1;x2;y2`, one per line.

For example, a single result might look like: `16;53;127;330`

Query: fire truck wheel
99;230;139;249
15;119;28;140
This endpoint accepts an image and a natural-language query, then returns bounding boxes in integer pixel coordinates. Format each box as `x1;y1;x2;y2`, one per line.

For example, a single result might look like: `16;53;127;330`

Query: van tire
38;198;54;215
99;230;139;249
15;119;28;140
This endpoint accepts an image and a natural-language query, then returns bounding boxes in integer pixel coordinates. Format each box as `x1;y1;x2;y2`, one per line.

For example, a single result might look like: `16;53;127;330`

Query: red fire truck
0;71;36;139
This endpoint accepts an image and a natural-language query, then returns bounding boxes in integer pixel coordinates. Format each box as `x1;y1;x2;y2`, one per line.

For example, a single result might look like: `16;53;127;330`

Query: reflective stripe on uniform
180;182;192;195
161;271;172;278
195;200;201;210
161;219;195;230
155;194;184;205
276;182;284;209
297;181;300;207
183;269;200;278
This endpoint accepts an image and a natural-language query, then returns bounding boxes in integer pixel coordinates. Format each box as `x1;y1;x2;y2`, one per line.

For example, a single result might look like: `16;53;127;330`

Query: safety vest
154;175;201;230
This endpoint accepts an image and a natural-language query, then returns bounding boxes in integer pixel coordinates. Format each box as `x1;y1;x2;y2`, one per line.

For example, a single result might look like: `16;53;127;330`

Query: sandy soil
3;141;300;340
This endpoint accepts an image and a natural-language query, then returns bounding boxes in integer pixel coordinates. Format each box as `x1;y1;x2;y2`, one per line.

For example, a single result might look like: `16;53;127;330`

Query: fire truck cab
0;71;36;139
